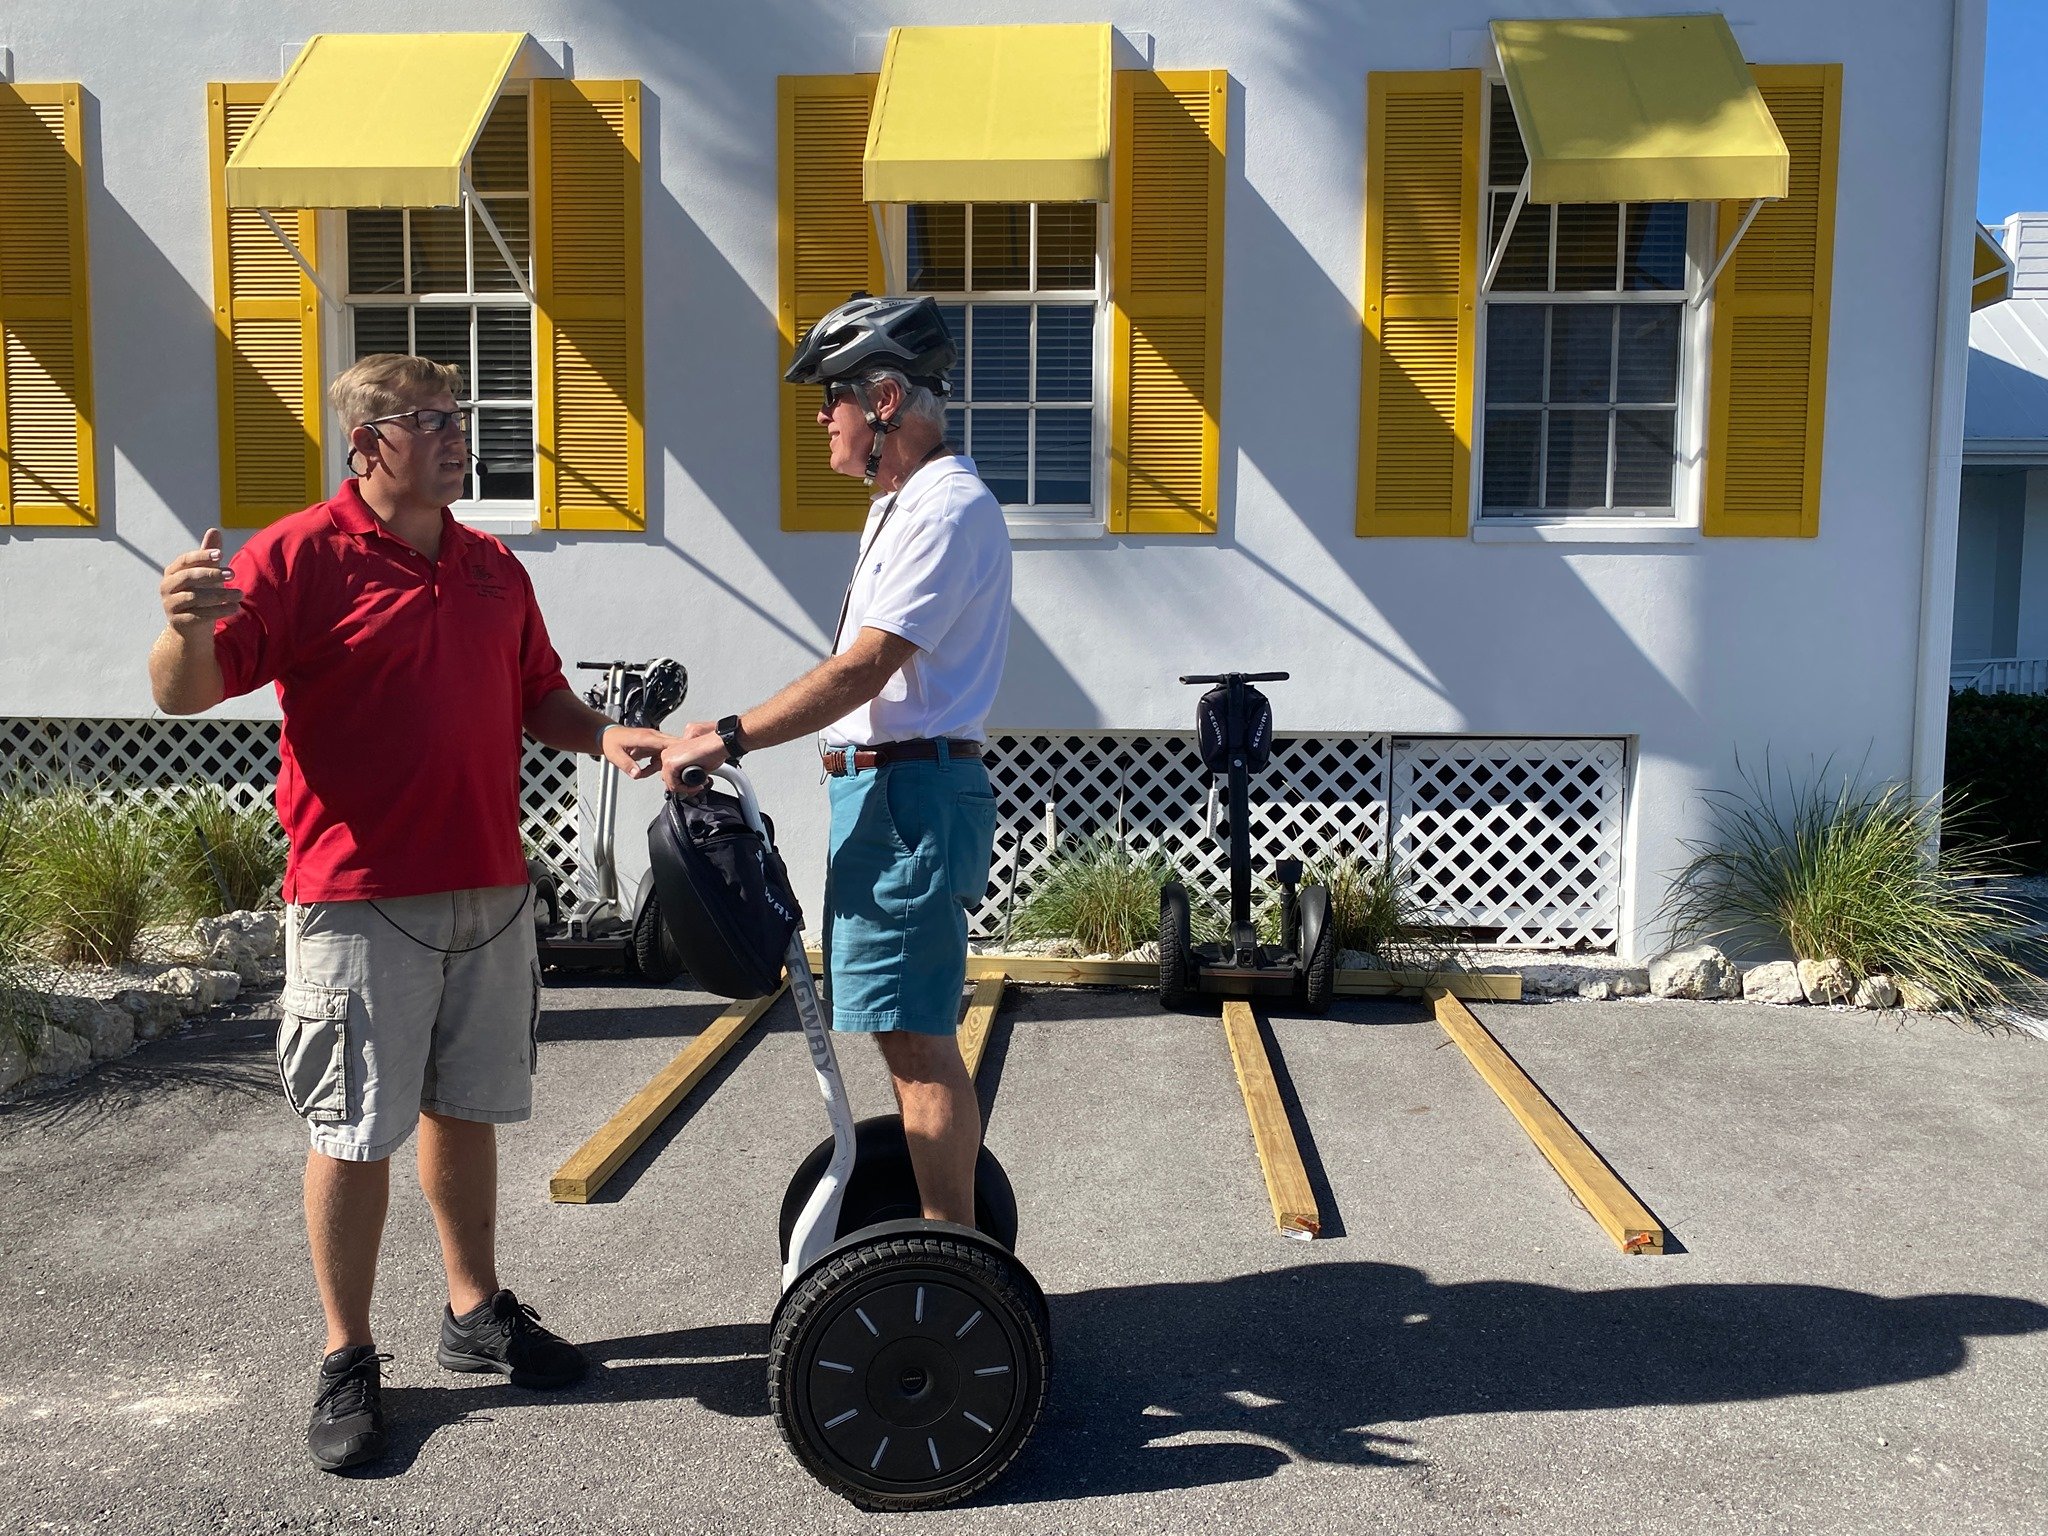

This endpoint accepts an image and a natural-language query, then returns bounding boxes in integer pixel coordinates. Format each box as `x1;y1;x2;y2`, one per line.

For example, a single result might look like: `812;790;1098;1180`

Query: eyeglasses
364;406;473;437
823;382;860;411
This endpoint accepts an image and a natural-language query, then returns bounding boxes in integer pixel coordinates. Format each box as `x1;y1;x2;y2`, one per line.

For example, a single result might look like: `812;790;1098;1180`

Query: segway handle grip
678;766;711;790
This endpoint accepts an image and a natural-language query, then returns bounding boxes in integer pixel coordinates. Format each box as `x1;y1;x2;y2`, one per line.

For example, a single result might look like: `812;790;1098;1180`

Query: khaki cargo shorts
278;885;540;1163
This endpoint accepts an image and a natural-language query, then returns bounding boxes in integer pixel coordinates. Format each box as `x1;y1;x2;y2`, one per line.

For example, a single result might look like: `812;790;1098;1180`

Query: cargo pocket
277;980;350;1124
949;791;999;911
528;960;543;1075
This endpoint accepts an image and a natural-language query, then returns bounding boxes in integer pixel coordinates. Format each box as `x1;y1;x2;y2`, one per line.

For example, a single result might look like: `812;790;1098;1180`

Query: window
1477;85;1697;521
341;93;534;506
899;202;1104;521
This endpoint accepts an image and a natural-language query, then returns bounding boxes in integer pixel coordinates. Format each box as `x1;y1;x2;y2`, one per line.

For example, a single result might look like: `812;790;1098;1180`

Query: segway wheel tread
1159;881;1194;1011
630;890;685;985
769;1232;1050;1511
1299;885;1335;1015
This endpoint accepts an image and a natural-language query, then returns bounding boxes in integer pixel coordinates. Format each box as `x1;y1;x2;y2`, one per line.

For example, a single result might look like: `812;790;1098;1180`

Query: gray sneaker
307;1345;390;1471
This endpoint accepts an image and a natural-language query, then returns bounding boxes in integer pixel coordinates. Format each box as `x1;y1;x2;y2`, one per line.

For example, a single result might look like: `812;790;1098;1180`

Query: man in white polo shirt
659;296;1010;1226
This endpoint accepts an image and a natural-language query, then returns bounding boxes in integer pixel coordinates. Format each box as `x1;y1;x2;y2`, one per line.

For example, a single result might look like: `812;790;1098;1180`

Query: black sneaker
437;1289;587;1389
307;1345;390;1472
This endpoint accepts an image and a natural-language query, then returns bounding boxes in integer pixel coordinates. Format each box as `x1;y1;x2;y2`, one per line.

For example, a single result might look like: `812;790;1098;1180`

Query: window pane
938;303;967;400
907;205;965;291
1614;410;1676;507
1036;204;1096;289
1544;412;1611;508
1035;409;1092;505
1485;306;1546;404
1035;306;1093;402
413;308;471;388
1548;304;1615;403
1488;85;1529;185
1489;195;1551;291
410;207;467;293
472;199;529;292
347;211;406;296
970;308;1029;401
1554;204;1620;290
1481;409;1541;509
475;407;535;501
970;204;1030;290
1616;306;1680;403
971;409;1026;503
475;308;532;399
352;307;408;359
470;95;528;193
1625;203;1688;291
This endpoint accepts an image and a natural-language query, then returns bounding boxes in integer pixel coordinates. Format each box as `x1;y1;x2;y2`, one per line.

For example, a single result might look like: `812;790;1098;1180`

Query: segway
650;764;1050;1511
1159;671;1335;1013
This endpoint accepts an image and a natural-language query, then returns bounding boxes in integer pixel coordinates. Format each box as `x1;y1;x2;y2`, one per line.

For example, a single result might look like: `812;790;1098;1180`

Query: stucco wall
0;0;1969;956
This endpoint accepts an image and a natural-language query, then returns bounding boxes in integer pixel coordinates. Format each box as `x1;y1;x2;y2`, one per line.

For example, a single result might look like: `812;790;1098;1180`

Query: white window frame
1470;81;1713;544
883;200;1112;541
324;86;539;538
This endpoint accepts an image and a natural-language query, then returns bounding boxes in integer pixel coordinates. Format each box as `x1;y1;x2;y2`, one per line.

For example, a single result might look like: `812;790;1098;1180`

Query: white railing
1953;657;2048;695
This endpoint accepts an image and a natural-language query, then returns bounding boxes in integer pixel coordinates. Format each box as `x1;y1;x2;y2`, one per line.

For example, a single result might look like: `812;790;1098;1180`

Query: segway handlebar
1179;671;1290;684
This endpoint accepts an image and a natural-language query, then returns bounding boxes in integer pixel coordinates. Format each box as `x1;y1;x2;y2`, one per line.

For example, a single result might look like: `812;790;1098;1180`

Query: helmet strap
852;380;895;486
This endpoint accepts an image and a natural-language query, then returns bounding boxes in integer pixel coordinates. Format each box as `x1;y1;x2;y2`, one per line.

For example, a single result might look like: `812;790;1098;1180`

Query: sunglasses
822;382;861;410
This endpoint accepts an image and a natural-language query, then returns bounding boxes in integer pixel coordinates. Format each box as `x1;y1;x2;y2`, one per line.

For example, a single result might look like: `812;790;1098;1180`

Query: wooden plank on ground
1220;1000;1320;1239
956;974;1006;1079
549;983;787;1204
1429;988;1665;1255
802;947;1520;1000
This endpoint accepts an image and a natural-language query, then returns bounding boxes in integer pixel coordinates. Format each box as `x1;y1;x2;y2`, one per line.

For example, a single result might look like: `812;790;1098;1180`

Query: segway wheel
630;889;685;985
779;1116;1019;1262
1298;884;1335;1015
769;1231;1051;1511
1158;881;1195;1010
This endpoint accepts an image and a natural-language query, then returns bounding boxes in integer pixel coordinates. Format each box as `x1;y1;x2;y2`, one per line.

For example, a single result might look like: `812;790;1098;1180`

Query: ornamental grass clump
1014;833;1179;957
159;786;286;918
8;786;174;966
1308;853;1465;975
0;796;48;1056
1663;759;2043;1018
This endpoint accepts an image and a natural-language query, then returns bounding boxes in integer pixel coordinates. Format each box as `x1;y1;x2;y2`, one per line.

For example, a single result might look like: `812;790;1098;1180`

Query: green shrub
0;796;47;1056
157;786;285;918
1944;689;2048;872
9;787;173;966
1663;757;2042;1017
1302;853;1464;973
1015;834;1179;956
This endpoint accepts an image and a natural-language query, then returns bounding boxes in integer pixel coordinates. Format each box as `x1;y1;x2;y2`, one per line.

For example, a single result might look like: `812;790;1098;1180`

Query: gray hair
861;367;948;431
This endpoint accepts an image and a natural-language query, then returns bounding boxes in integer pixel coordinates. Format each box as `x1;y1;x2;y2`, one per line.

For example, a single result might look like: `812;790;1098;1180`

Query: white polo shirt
821;454;1012;748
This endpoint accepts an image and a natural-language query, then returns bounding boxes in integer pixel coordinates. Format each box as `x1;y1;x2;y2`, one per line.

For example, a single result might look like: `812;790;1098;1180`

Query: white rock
1576;978;1623;1000
1120;941;1160;964
1798;958;1855;1006
1743;960;1806;1005
148;966;242;1015
0;1028;29;1092
1647;945;1742;1000
114;989;185;1041
1897;978;1944;1012
1854;975;1900;1009
32;1023;92;1081
1611;968;1651;997
1337;949;1375;971
1522;964;1588;997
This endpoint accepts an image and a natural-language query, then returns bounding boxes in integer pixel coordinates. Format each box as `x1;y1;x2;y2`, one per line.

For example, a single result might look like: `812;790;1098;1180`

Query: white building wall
0;0;1971;957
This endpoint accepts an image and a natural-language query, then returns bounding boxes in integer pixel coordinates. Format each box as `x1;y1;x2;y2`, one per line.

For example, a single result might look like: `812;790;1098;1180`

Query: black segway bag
647;788;803;999
1196;683;1274;773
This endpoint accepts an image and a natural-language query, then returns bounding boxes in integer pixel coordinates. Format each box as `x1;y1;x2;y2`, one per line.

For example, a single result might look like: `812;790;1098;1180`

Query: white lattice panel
1;719;580;885
1389;737;1626;949
978;734;1392;938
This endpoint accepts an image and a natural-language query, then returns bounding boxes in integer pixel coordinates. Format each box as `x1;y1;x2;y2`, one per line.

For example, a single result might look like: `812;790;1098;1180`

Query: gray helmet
788;294;956;483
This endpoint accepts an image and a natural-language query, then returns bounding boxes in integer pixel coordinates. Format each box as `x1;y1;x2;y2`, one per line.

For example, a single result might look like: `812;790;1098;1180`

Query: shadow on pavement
364;1265;2048;1496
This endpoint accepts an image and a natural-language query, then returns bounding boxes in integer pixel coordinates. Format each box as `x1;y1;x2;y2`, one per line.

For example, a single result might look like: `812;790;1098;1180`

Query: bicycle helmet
787;294;957;482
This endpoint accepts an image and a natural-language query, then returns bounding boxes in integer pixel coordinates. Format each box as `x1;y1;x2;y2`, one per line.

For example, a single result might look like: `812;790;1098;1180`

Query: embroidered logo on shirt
462;553;508;600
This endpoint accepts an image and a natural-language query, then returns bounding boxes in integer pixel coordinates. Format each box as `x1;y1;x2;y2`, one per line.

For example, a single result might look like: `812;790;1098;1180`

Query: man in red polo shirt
149;354;667;1473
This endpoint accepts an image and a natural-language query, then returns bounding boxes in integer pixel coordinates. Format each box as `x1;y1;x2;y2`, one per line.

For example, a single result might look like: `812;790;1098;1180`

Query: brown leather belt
821;738;986;776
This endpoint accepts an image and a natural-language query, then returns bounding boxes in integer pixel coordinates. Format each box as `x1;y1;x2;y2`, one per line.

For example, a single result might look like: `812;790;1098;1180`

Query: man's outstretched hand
659;722;729;791
600;726;672;780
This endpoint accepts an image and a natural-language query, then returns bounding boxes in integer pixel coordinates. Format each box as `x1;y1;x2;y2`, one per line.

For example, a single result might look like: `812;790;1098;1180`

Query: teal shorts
823;753;998;1036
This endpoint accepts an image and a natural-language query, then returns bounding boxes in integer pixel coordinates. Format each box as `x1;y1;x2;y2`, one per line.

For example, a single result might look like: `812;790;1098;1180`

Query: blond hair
328;354;465;432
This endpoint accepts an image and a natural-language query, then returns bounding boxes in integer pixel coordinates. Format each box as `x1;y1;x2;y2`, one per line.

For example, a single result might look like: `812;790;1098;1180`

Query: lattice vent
1;718;580;885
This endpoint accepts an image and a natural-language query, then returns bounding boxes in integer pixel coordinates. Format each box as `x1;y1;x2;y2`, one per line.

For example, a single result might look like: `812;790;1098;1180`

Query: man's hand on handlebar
658;721;728;793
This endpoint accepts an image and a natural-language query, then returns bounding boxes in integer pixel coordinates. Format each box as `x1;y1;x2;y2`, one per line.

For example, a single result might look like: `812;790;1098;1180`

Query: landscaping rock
149;966;243;1016
31;1023;91;1081
1648;944;1741;999
195;910;283;982
1854;974;1901;1010
113;989;185;1041
0;1029;29;1093
1338;949;1374;971
1120;942;1160;964
1743;961;1806;1005
1898;979;1945;1012
1798;958;1856;1006
43;995;136;1058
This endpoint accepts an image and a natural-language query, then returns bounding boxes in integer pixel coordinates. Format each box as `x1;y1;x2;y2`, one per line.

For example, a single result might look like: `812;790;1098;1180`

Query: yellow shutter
1110;70;1226;535
778;75;881;533
1704;64;1841;538
0;83;96;526
208;83;321;529
534;78;644;533
1358;71;1479;537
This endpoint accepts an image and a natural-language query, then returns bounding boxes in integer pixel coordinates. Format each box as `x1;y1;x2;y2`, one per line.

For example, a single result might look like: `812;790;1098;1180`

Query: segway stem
688;763;857;1289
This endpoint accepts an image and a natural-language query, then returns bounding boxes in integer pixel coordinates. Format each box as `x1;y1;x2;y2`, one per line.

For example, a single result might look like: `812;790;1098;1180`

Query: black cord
367;886;531;955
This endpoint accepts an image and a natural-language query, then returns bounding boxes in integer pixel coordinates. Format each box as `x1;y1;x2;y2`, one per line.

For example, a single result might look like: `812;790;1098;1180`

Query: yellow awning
226;32;530;209
1973;222;2015;311
1492;15;1788;205
863;24;1112;204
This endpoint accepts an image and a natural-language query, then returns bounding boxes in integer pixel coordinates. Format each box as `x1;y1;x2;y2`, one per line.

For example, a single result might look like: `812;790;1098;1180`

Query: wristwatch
715;714;748;763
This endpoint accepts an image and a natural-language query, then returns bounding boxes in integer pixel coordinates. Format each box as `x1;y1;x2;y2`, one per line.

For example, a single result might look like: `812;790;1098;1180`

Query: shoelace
314;1352;392;1421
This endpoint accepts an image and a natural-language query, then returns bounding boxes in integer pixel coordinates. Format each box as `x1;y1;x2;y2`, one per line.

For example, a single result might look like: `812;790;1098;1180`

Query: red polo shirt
212;480;570;902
